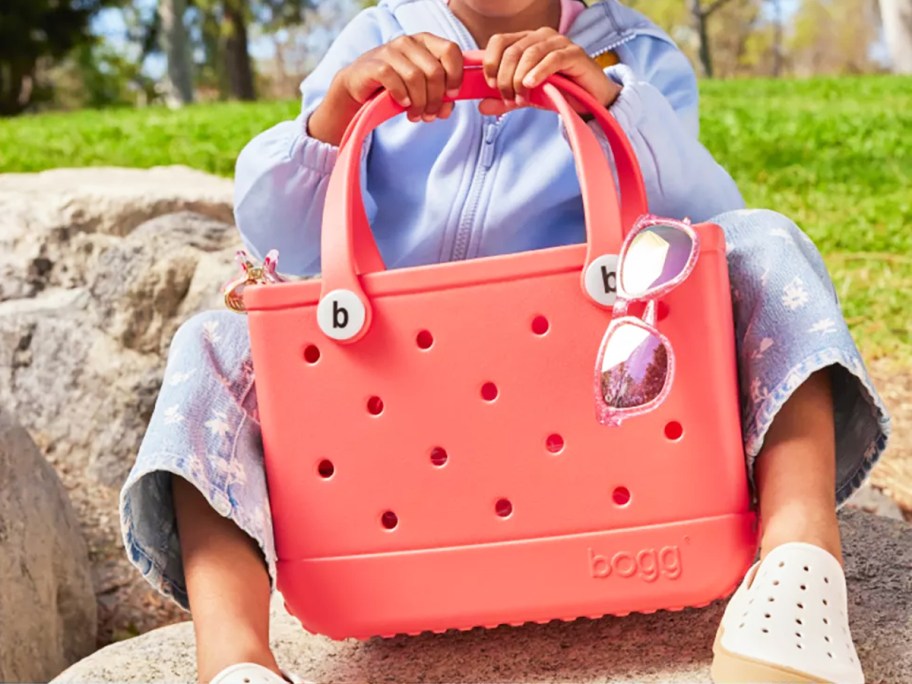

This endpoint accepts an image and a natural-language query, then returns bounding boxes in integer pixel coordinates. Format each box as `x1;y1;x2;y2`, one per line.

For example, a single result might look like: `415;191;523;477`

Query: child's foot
210;663;311;684
711;542;864;683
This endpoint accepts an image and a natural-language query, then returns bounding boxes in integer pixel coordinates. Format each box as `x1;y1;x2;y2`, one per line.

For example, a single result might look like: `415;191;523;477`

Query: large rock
0;167;240;644
0;211;241;487
0;410;96;681
52;509;911;683
0;167;233;301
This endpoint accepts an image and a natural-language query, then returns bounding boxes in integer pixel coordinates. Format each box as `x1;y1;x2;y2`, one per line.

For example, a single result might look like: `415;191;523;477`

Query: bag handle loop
316;51;647;343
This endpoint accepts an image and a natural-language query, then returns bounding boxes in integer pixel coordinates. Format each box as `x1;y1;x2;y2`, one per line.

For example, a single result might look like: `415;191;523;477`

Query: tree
770;0;785;76
706;0;766;77
223;0;256;100
879;0;912;73
189;0;314;101
255;0;356;99
56;41;152;109
619;0;883;77
0;0;122;115
686;0;737;76
159;0;195;104
789;0;881;75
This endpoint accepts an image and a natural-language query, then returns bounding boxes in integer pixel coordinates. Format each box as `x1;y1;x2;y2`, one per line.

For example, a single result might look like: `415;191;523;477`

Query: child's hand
479;28;621;116
309;34;464;146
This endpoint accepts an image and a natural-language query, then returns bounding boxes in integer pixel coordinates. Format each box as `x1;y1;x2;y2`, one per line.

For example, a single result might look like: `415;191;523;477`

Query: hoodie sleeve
233;8;395;276
594;35;745;222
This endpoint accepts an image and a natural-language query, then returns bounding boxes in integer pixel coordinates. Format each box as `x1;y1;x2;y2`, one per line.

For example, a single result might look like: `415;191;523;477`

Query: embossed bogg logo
588;545;682;582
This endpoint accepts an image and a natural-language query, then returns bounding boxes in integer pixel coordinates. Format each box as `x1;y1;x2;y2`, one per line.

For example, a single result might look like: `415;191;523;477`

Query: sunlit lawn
701;76;911;366
1;75;909;362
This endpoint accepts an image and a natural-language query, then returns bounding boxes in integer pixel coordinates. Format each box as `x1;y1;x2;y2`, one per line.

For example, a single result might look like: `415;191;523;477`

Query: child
120;0;891;682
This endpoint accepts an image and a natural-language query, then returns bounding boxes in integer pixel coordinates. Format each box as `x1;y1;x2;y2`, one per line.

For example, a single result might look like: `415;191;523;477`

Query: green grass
0;101;300;177
701;76;912;365
1;76;910;362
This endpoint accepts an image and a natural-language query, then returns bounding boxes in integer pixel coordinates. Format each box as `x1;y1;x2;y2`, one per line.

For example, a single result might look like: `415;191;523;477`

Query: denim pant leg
120;310;274;609
716;209;892;505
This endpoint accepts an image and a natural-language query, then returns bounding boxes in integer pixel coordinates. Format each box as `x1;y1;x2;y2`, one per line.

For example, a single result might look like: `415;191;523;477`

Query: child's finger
496;45;525;101
478;98;518;116
522;45;586;89
396;38;448;119
417;34;464;97
483;32;526;92
362;58;412;110
495;28;558;102
383;48;429;120
438;101;455;119
513;36;569;99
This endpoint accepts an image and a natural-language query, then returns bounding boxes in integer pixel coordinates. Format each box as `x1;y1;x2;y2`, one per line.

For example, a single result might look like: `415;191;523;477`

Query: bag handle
316;51;647;343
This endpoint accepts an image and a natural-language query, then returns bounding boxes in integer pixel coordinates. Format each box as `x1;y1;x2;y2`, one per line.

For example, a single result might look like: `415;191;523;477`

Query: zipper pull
480;122;497;169
223;249;284;313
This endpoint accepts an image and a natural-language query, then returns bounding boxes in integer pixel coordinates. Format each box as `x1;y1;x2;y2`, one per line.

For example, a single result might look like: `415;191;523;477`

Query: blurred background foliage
0;0;909;114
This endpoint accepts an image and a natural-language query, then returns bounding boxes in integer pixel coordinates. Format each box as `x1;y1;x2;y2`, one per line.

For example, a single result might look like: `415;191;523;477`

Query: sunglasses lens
600;322;669;409
621;224;695;298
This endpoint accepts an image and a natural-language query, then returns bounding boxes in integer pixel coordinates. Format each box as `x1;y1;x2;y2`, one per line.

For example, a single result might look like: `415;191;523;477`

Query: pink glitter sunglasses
594;215;700;427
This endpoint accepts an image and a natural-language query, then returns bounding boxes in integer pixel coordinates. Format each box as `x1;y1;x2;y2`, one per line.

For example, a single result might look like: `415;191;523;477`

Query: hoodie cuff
603;64;647;130
296;113;341;174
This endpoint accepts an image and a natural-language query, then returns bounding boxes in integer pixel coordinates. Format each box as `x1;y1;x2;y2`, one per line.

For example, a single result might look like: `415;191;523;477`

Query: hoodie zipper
447;39;631;263
437;2;493;261
589;33;637;62
451;118;504;260
435;1;637;262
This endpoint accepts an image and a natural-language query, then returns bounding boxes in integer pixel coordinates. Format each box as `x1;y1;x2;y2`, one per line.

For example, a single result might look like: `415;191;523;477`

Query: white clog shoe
712;542;864;683
210;663;311;684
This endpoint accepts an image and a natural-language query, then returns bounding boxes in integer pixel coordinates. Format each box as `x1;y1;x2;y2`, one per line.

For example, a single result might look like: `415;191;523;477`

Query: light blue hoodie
234;0;745;276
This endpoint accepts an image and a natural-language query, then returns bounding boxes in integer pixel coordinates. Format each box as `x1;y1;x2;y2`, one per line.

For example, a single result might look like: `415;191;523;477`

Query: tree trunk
158;0;195;105
223;1;256;101
772;0;784;77
0;62;10;116
201;8;229;99
688;0;714;77
879;0;912;74
0;59;34;116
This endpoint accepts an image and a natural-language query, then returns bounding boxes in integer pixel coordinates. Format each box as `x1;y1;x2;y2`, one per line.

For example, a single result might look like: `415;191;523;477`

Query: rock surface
845;481;906;520
870;366;912;514
53;509;911;683
0;410;97;682
0;167;238;643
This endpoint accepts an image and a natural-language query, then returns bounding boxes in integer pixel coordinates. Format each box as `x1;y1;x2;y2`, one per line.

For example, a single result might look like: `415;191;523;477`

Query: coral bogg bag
243;52;757;640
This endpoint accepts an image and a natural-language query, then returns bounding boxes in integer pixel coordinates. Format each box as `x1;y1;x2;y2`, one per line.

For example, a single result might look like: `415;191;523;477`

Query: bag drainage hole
612;486;631;506
303;345;321;364
416;330;434;350
546;433;565;454
665;421;683;441
481;382;499;402
381;511;399;530
317;460;335;478
367;396;384;415
495;498;513;518
531;315;550;335
430;447;448;467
